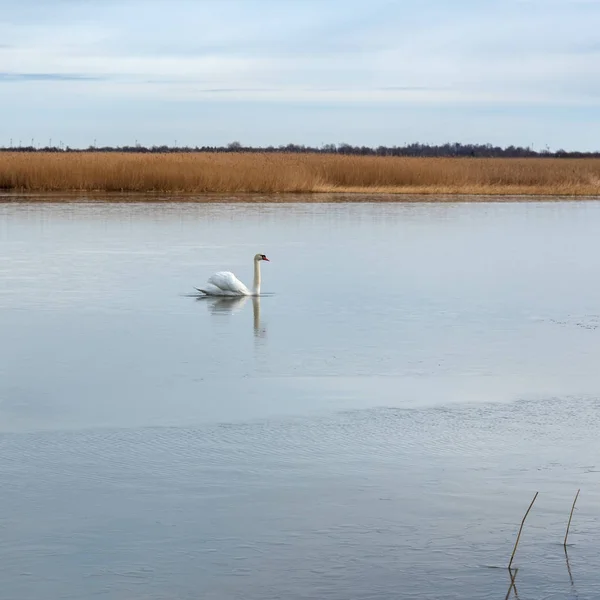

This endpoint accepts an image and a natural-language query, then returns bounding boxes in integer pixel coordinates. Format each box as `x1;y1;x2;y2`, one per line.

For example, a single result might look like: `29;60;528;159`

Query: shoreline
2;191;600;203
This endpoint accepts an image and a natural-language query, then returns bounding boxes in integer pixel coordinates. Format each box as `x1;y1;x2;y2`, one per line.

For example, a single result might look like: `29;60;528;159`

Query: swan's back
206;271;250;295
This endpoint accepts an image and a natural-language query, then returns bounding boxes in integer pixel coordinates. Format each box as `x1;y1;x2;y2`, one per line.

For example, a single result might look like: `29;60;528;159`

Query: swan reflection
197;295;266;339
252;296;266;339
201;295;248;315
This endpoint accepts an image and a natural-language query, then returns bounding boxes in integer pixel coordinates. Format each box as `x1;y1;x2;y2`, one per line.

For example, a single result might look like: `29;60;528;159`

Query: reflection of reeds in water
504;568;519;600
503;537;579;600
564;547;576;590
2;152;600;195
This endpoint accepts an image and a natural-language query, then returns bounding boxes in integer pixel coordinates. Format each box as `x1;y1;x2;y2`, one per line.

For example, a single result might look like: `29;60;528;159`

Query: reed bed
1;152;600;196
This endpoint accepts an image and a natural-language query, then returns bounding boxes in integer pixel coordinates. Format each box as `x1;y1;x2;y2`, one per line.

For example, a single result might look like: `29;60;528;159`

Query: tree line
0;141;598;158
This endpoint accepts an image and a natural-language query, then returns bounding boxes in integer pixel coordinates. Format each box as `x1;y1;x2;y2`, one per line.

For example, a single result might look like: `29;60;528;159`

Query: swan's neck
252;259;261;295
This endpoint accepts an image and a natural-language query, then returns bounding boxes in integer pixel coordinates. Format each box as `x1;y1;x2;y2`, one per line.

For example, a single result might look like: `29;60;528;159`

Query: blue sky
1;0;599;150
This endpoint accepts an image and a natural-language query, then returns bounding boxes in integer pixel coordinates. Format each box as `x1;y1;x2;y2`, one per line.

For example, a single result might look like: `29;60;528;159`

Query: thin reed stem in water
564;488;580;547
508;492;539;570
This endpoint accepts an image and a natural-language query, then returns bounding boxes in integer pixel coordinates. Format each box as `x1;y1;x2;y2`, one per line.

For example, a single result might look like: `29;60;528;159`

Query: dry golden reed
1;152;600;196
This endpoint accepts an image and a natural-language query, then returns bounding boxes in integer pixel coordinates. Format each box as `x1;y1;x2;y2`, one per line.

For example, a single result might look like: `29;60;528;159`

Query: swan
196;253;269;296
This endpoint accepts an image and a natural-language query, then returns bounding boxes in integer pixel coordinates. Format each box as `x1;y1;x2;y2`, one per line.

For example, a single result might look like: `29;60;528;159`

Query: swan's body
197;253;269;296
201;272;251;296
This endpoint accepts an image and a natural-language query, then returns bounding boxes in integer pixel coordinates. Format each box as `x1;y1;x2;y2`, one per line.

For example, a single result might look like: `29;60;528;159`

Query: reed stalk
564;489;580;547
508;492;539;570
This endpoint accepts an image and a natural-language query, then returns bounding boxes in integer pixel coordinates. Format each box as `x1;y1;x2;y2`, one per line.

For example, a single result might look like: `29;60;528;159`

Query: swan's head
254;253;270;262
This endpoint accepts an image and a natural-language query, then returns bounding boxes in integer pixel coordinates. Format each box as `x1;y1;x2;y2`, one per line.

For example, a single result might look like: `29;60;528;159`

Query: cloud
1;0;599;104
0;0;599;148
0;72;105;82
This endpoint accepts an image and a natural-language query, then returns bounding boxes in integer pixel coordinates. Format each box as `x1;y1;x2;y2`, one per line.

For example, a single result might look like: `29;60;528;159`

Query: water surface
2;198;600;599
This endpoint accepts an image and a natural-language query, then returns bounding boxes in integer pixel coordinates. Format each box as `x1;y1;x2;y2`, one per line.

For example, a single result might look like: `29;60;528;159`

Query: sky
1;0;600;150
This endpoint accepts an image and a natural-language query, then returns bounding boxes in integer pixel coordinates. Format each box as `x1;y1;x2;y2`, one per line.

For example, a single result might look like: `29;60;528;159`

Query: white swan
196;253;269;296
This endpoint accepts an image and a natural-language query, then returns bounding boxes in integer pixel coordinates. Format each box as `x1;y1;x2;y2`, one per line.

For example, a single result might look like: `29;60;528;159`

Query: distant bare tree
0;140;597;158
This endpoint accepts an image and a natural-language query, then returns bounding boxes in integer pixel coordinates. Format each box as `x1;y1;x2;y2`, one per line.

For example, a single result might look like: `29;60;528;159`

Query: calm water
2;197;600;599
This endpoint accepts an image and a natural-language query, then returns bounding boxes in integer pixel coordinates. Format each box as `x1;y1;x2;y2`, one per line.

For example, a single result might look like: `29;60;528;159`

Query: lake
2;196;600;599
